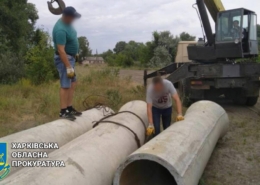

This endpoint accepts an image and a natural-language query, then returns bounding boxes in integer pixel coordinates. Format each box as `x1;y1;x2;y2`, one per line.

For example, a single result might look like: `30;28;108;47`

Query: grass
0;65;146;137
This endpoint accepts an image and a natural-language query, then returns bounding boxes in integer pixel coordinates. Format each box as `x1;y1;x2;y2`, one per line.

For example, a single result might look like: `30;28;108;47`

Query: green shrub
25;32;58;85
0;52;24;84
106;89;122;109
106;53;134;67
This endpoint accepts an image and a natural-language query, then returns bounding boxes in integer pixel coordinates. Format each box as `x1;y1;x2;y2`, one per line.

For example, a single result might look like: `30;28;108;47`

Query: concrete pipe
2;101;148;185
0;107;113;176
114;101;229;185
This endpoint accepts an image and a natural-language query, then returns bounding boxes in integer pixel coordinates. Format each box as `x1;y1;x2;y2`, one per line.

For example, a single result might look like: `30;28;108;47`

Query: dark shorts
54;55;76;88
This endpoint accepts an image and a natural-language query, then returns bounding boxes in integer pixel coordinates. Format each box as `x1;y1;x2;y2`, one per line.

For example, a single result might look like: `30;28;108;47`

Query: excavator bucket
47;0;66;15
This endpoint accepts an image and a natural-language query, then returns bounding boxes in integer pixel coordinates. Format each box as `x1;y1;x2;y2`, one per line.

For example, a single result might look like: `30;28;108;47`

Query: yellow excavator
204;0;225;22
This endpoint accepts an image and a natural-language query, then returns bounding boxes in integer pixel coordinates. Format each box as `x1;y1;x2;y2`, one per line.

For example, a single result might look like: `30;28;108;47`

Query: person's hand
146;124;155;136
67;67;75;79
176;115;184;122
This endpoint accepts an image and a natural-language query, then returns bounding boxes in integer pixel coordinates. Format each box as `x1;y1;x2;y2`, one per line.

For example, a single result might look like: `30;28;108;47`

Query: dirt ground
120;69;260;185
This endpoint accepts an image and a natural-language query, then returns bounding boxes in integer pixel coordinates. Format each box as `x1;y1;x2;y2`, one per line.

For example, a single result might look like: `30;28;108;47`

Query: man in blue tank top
52;6;81;120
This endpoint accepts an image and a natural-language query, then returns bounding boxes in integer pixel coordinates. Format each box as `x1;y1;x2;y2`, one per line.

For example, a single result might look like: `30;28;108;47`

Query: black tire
179;79;192;107
246;97;258;106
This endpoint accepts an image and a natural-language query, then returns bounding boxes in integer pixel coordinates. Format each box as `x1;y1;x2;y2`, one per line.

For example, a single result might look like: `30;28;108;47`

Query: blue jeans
54;55;76;88
152;106;172;136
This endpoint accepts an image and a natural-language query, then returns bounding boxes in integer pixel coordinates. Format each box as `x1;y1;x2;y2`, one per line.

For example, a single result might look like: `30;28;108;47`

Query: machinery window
216;10;243;42
249;14;257;40
242;15;249;30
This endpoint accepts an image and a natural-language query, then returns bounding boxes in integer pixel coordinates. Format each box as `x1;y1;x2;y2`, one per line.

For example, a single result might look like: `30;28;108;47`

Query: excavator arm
204;0;225;22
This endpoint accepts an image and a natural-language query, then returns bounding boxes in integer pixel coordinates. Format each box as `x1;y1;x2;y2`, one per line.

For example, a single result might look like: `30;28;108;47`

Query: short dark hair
234;20;239;24
152;76;163;85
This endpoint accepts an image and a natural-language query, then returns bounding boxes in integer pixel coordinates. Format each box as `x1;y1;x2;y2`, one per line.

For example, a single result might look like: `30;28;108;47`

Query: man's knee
60;77;72;88
60;87;70;90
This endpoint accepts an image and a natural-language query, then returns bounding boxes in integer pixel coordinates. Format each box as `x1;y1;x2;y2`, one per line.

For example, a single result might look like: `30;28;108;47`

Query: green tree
0;0;39;53
0;1;41;84
150;31;180;66
180;32;196;41
106;54;117;66
114;53;133;67
0;28;10;53
78;36;92;61
101;49;114;61
122;41;144;61
113;41;127;54
25;30;58;85
0;52;24;84
150;46;172;67
137;43;151;66
102;31;196;67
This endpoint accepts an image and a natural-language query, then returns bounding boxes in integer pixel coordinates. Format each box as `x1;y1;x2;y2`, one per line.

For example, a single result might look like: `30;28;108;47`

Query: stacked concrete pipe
2;100;148;185
0;107;113;176
113;101;229;185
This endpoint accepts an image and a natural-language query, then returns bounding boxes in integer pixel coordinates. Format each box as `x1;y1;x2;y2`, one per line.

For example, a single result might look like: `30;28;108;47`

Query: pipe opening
119;160;177;185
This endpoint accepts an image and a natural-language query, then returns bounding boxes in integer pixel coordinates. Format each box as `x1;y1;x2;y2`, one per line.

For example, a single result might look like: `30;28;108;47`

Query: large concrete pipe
114;101;229;185
0;107;113;176
2;101;148;185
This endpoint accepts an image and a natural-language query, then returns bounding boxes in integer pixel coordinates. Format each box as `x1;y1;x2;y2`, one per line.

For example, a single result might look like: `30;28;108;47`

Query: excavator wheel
246;97;258;107
47;0;66;15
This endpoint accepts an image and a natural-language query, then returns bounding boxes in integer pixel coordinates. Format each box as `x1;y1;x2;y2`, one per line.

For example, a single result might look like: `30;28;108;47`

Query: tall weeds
0;66;145;137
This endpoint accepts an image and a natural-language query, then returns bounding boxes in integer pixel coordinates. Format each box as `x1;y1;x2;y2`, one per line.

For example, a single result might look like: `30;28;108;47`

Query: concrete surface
119;69;260;185
1;101;148;185
0;107;113;176
113;101;229;185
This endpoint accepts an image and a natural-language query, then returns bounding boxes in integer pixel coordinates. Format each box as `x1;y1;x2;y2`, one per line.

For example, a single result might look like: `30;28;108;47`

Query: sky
29;0;260;53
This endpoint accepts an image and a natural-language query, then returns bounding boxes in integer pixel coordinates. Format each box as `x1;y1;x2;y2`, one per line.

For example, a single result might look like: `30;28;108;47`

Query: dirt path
120;69;146;85
120;69;260;185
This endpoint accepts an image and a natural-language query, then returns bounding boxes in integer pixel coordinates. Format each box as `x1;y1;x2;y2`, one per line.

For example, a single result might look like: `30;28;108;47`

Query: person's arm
146;89;155;136
168;82;184;121
57;45;71;68
172;93;182;115
147;103;153;125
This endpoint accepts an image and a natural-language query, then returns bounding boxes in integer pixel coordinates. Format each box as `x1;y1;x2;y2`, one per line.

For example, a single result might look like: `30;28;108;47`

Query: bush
25;32;58;85
106;53;134;67
0;52;24;84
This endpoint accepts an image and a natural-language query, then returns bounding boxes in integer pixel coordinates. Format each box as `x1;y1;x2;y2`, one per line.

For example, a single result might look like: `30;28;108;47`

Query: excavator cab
215;8;258;59
188;0;258;62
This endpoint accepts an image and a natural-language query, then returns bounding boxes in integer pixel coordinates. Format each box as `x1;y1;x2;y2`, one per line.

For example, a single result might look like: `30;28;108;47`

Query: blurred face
63;15;76;25
233;21;239;27
153;82;164;93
